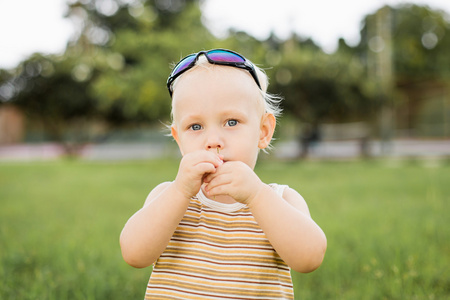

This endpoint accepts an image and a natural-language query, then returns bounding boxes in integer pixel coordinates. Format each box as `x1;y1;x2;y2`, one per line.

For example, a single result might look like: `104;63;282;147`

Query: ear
171;125;184;156
258;113;276;149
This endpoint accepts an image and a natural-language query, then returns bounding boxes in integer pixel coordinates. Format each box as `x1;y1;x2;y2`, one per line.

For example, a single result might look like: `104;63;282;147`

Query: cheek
178;135;203;153
230;131;260;153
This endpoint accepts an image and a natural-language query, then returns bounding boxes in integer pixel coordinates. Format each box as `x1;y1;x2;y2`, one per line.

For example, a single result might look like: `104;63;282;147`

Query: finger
205;175;233;195
202;152;223;168
214;155;224;167
193;162;218;179
203;160;229;183
184;151;223;171
202;171;216;183
206;183;232;198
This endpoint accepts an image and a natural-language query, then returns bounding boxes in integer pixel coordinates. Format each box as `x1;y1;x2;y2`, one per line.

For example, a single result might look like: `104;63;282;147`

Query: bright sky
0;0;449;69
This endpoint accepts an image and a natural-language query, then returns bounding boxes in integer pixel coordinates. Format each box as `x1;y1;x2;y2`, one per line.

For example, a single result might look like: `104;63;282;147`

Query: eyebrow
177;114;202;128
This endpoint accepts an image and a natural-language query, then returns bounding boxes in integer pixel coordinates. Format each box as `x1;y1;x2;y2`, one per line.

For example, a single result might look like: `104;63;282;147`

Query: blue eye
226;119;238;127
190;124;202;131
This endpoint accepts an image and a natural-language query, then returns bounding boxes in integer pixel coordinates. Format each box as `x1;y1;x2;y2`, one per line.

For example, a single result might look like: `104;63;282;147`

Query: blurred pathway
274;139;450;160
0;139;449;161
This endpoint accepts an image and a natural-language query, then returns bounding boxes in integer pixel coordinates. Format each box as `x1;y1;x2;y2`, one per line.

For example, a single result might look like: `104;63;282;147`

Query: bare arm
119;181;190;268
248;185;327;273
120;150;223;268
204;161;327;273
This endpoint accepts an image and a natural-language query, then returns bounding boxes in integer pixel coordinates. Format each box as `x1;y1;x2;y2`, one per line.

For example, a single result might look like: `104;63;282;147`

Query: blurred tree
357;4;450;134
393;5;450;78
0;0;216;154
66;0;216;124
269;35;376;157
210;30;270;64
2;54;99;154
0;70;14;102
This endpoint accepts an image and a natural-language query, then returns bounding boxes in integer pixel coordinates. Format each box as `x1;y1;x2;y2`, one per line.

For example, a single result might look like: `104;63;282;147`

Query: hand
203;161;264;204
173;150;223;200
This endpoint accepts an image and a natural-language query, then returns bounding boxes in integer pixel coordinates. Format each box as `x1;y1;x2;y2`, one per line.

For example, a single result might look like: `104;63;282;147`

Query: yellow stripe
145;288;210;300
148;278;293;298
172;232;272;248
184;210;256;223
181;217;262;230
175;225;267;238
162;247;285;266
150;275;293;293
154;260;292;283
166;241;277;258
150;270;293;289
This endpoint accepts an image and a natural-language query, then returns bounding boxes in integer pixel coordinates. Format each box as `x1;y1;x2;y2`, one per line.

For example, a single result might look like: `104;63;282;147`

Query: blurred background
1;1;449;299
0;0;449;160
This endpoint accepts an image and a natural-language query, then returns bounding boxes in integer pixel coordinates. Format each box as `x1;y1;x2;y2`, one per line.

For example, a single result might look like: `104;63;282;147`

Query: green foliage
359;4;450;80
2;54;100;145
1;1;449;143
269;39;376;125
69;0;216;123
0;159;448;299
354;4;450;135
393;5;450;78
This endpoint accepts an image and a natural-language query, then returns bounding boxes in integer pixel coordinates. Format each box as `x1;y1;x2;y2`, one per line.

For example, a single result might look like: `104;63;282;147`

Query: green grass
0;158;448;299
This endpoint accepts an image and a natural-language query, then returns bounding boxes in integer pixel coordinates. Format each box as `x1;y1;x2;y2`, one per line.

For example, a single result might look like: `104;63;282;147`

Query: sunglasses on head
167;49;262;97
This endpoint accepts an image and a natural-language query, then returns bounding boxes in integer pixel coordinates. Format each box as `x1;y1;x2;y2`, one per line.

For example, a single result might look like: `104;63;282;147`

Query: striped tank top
145;184;294;299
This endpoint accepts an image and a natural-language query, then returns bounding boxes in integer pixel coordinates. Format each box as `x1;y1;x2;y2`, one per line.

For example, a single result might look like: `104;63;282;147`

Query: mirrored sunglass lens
208;50;245;63
172;55;196;75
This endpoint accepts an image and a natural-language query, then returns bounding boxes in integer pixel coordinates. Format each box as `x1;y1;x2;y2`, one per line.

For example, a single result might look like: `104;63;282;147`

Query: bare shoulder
282;187;311;217
143;181;172;207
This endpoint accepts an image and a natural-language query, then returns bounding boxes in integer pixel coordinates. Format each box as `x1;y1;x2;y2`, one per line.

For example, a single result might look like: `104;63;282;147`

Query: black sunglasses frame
166;49;262;97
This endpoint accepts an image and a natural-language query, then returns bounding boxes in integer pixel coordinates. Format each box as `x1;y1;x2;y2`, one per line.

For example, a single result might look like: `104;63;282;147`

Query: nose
206;143;223;152
205;130;224;152
207;144;222;153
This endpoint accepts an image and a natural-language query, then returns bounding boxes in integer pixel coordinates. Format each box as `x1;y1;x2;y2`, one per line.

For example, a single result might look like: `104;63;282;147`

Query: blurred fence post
368;6;394;155
444;86;449;138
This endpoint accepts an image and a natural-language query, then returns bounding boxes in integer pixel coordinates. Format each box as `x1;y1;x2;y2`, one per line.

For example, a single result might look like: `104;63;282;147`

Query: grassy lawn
0;158;448;299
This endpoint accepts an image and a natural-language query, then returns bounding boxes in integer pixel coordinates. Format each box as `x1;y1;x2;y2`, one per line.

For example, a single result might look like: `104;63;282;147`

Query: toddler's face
171;66;274;169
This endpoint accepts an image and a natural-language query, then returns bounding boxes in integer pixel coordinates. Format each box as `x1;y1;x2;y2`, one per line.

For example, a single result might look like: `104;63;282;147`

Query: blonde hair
170;55;283;121
253;63;283;118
